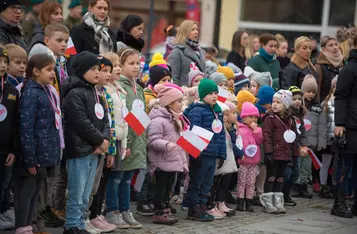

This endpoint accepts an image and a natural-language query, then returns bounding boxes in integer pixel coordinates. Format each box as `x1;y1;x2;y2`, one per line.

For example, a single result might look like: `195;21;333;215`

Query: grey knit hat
187;69;204;87
250;71;273;87
205;60;218;77
208;72;227;85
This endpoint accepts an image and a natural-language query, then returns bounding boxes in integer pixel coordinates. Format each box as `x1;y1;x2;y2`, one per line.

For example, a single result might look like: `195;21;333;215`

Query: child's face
168;98;183;113
241;84;250;91
83;65;100;85
45;32;69;57
192;75;203;87
203;92;218;106
111;61;121;81
0;57;8;77
272;97;285;114
292;94;302;108
303;90;316;102
121;54;140;78
242;115;258;126
227;78;234;88
227;109;238;124
34;63;56;85
98;65;111;86
218;81;228;90
8;57;27;77
158;75;171;85
250;80;259;97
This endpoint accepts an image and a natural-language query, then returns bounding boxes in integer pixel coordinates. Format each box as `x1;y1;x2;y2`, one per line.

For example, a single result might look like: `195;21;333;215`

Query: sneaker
136;204;154;216
217;202;235;216
284;196;297;206
121;211;142;229
85;219;101;234
53;209;66;220
40;206;65;227
106;210;130;229
187;204;214;221
3;210;15;222
206;208;225;220
152;209;179;225
90;216;116;233
0;213;14;230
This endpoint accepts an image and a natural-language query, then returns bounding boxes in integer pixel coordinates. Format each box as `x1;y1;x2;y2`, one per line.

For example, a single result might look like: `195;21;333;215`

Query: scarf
83;12;113;53
259;47;274;63
0;16;24;35
169;108;191;132
116;29;145;52
186;38;200;51
322;51;344;68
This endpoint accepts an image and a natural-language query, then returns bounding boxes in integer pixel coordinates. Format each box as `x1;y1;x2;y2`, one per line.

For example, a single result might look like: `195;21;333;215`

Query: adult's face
71;5;83;19
130;23;144;40
262;40;277;55
297;41;312;61
188;24;199;41
89;0;109;22
240;32;249;48
1;5;23;24
322;39;341;57
50;7;63;23
276;41;288;57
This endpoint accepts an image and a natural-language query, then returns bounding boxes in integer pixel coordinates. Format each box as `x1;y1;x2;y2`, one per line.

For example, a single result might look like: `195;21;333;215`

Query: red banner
186;0;200;23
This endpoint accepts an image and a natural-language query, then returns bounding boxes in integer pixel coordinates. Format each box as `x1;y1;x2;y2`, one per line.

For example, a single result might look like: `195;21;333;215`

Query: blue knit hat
257;86;275;105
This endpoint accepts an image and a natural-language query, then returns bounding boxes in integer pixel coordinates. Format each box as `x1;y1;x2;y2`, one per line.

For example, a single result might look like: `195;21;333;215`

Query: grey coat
168;43;206;86
305;101;327;150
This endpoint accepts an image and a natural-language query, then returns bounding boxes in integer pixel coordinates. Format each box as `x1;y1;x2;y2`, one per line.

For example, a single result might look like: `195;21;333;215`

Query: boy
62;51;110;234
217;66;235;93
183;79;227;221
0;47;19;230
4;44;27;91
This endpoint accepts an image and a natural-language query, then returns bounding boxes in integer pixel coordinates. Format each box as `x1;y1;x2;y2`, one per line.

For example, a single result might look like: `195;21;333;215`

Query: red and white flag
307;148;322;170
65;37;77;56
177;130;207;158
218;87;230;103
191;125;213;144
124;108;150;136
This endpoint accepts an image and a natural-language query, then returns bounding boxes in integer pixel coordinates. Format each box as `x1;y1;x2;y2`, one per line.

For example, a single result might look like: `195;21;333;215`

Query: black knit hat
72;51;100;78
0;0;21;12
0;48;8;62
149;65;171;86
120;15;144;32
98;56;113;73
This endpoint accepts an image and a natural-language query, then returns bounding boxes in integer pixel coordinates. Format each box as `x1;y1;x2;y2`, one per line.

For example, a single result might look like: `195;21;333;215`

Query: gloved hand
217;158;224;169
190;156;202;169
264;153;274;165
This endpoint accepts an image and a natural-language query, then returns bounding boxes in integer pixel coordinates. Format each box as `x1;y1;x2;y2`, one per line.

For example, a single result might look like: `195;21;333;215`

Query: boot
290;184;300;197
152;209;178;225
235;198;245;211
252;196;262;206
187;204;214;221
284;195;297;206
331;186;353;218
351;191;357;216
319;185;333;199
245;199;254;212
259;193;278;214
299;184;313;198
273;192;286;214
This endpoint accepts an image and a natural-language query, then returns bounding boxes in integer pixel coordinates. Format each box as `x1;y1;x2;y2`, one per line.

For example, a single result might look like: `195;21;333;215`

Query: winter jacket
144;86;157;114
237;122;263;165
184;102;226;159
0;77;19;156
277;56;290;69
263;110;299;161
62;76;110;159
323;98;335;146
147;106;188;175
71;22;117;54
64;15;82;32
227;50;246;71
247;53;280;90
168;43;206;86
289;106;308;147
117;75;147;171
18;80;60;168
314;52;343;102
0;18;28;51
304;99;327;150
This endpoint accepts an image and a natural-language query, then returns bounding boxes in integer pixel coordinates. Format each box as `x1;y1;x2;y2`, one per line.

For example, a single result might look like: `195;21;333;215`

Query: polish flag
124;108;150;136
177;130;208;158
191;125;213;144
65;37;77;56
218;87;230;103
133;169;146;192
307;148;322;170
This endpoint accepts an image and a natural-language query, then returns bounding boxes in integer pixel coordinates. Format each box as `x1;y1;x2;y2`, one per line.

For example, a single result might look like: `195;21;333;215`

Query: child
209;72;228;89
62;51;110;233
15;54;61;234
148;84;188;225
236;102;263;212
236;90;257;115
116;48;147;228
217;66;235;93
0;47;18;230
234;74;250;95
249;72;273;97
255;86;275;115
183;78;226;221
262;90;299;214
187;69;204;87
4;44;27;91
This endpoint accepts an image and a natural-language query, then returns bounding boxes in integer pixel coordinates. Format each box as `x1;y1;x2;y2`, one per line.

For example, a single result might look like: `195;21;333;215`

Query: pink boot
206;207;225;220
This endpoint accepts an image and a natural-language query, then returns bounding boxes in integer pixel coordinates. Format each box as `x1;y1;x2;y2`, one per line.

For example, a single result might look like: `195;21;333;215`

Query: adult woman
281;36;317;90
116;14;145;52
275;34;289;69
226;31;248;71
245;34;260;60
71;0;116;54
315;35;344;102
168;20;206;86
0;1;28;51
247;34;280;90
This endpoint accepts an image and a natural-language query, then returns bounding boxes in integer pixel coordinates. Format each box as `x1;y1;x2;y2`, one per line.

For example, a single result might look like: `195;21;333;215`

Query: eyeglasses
10;5;24;13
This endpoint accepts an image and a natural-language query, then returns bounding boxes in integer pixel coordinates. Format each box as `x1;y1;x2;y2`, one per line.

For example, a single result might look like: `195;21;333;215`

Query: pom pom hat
273;90;293;109
154;83;183;107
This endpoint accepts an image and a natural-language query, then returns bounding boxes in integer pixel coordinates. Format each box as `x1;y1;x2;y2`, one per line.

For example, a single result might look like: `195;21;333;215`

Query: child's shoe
273;192;286;214
152;209;179;225
106;210;130;229
260;193;278;214
245;199;254;212
217;202;235;216
187;204;214;221
235;198;245;211
90;215;116;232
121;211;142;229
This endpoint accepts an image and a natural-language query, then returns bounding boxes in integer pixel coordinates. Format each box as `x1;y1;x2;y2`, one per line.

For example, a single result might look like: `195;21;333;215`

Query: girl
187;69;204;88
236;102;263;213
217;66;235;94
249;71;273;97
116;48;147;229
262;90;299;214
148;84;188;224
209;72;228;90
15;54;61;234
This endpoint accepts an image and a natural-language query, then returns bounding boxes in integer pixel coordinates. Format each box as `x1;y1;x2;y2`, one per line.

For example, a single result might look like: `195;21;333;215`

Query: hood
149;105;173;121
116;29;145;52
349;49;357;61
61;76;94;98
316;52;331;65
0;18;23;36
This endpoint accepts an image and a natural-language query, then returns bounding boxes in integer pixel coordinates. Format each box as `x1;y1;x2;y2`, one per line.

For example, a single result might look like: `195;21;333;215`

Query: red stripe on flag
177;137;201;158
217;96;227;103
307;149;322;170
66;46;77;56
125;112;145;136
328;167;333;176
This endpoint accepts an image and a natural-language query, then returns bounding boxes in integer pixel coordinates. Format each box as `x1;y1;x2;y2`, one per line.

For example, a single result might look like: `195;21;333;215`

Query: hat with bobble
234;73;250;95
218;101;230;112
225;101;236;111
155;83;183;107
187;69;204;87
149;65;171;86
149;53;168;69
240;102;260;118
209;72;227;86
250;71;273;87
217;66;235;80
288;86;303;97
273;90;293;109
301;74;318;93
257;86;275;106
198;78;218;101
236;90;257;113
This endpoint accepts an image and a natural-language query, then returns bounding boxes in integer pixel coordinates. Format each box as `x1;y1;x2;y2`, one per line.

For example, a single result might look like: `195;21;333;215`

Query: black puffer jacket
0;18;28;51
62;76;110;159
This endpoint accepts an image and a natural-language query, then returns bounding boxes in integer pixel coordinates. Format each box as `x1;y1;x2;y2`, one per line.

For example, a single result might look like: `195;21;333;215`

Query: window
329;0;356;26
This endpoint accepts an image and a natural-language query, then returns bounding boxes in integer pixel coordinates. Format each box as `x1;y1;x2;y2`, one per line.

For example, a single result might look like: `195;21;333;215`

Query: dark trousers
173;172;184;195
136;173;155;204
335;153;357;192
206;173;231;207
89;166;110;219
153;170;176;210
265;160;288;193
0;155;11;213
54;163;68;210
283;160;300;197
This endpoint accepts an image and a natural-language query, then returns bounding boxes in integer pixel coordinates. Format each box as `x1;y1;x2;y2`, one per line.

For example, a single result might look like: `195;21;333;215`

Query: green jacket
248;54;281;90
117;75;147;171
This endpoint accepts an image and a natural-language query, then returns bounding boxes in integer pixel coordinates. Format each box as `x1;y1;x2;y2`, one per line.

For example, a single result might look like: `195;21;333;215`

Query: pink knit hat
225;101;236;111
240;102;259;118
154;83;183;107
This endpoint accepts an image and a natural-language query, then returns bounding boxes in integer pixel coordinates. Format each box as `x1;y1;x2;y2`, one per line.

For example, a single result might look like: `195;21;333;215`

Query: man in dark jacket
333;36;357;219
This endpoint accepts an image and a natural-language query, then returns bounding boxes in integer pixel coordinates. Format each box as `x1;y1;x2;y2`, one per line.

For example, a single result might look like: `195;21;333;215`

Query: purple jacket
148;106;188;175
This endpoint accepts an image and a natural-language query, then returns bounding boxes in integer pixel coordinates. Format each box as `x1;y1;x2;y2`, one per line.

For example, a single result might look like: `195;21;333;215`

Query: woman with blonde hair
336;26;354;61
275;34;290;69
168;20;206;86
245;34;260;60
281;36;317;89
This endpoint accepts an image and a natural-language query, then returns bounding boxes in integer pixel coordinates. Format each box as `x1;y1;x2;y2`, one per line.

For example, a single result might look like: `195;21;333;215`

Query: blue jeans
184;157;216;208
65;155;98;230
283;160;300;196
106;170;135;212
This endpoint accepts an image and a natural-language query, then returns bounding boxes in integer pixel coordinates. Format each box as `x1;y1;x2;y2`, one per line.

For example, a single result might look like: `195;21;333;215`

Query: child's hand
300;146;308;157
100;140;110;152
241;156;246;161
106;155;114;168
28;167;37;175
94;147;104;155
167;142;178;152
5;153;15;167
249;122;258;131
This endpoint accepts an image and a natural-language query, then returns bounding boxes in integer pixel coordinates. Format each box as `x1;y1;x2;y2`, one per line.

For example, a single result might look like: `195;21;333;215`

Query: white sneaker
0;213;14;230
3;210;15;222
85;219;101;234
121;211;142;229
106;211;130;229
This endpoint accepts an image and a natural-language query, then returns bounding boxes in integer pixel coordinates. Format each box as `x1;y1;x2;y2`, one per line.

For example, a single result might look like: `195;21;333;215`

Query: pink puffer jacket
237;122;263;165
